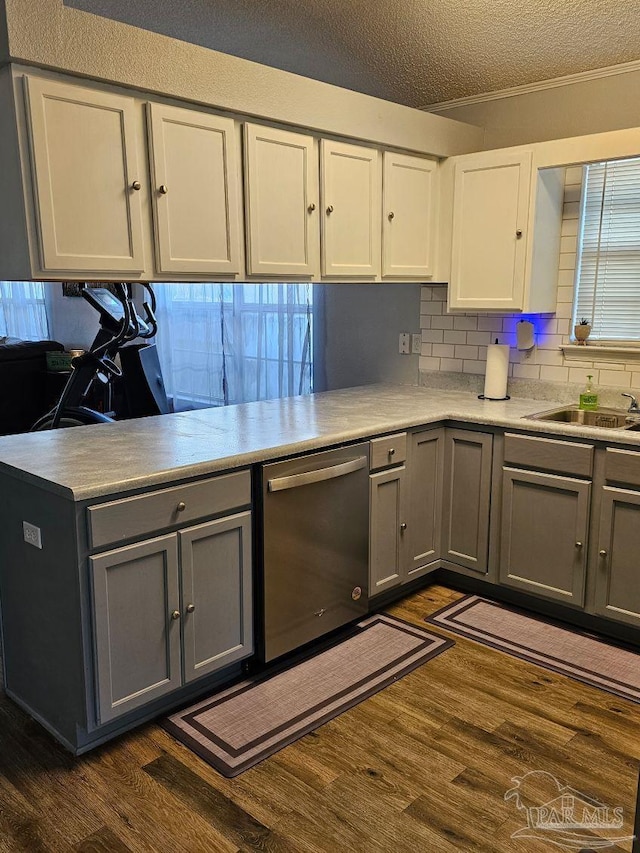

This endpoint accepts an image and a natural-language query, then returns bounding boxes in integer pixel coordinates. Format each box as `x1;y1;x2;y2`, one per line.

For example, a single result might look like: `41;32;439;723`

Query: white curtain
0;282;50;340
154;284;313;410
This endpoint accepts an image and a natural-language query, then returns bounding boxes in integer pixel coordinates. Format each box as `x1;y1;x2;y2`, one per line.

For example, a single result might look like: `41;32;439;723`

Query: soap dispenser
579;374;598;411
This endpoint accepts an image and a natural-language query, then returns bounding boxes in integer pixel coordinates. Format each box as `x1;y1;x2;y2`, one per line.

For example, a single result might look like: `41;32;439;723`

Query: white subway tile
537;334;565;349
463;360;486;375
535;348;564;366
558;254;576;271
561;218;579;237
568;367;595;383
513;363;541;379
430;315;455;330
631;372;640;387
419;356;441;371
540;365;569;382
419;315;432;330
557;269;577;287
560;235;578;254
439;358;463;372
454;344;479;360
420;285;432;301
477;316;503;332
554;303;573;320
432;343;456;358
563;200;581;218
453;315;478;331
420;343;432;356
431;285;448;303
422;329;444;343
443;330;468;344
422;301;443;315
564;166;583;186
556;284;574;303
598;370;632;388
466;331;492;346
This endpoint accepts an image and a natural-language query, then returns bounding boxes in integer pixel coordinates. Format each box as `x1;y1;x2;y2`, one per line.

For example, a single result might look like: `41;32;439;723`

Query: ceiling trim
424;57;640;112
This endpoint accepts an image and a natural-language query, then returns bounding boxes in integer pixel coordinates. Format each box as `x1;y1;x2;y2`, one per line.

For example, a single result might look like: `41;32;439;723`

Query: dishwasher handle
267;455;368;493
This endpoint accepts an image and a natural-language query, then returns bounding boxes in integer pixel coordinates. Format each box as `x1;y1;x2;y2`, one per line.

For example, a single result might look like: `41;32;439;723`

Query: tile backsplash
419;166;640;396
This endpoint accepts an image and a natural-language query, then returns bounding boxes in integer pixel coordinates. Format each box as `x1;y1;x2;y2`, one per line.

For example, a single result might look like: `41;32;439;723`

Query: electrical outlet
398;333;410;354
411;333;422;354
23;521;42;549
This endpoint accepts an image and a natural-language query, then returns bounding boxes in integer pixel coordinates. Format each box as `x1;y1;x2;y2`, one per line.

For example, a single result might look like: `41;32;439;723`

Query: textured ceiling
67;0;640;106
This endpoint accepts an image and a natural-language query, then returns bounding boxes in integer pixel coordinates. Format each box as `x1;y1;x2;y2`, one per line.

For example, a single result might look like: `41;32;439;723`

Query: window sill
561;344;640;363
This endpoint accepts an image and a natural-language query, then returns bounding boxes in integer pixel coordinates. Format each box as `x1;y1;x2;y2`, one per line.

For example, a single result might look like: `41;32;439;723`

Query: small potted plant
574;318;591;345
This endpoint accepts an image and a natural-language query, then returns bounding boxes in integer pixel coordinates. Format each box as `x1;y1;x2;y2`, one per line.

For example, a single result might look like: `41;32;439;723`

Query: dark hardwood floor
0;584;638;852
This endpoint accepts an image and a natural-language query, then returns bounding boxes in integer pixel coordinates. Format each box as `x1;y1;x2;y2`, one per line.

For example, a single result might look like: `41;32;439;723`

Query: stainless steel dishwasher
261;443;369;662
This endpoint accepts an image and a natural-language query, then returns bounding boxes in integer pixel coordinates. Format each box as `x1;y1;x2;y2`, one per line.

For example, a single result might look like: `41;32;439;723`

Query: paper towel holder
478;338;510;401
478;393;511;400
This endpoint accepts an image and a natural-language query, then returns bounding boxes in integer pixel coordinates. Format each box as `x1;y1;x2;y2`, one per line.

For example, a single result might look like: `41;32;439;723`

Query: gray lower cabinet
441;428;493;574
500;467;589;605
594;486;640;628
90;511;252;724
369;427;444;596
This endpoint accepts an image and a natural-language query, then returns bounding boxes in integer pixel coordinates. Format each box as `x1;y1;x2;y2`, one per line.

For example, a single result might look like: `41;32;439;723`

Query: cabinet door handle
388;211;395;221
186;603;195;614
170;610;181;620
326;205;334;215
388;448;395;457
400;522;407;532
131;180;141;191
159;184;168;194
599;549;608;558
176;501;186;512
516;229;523;238
575;541;583;549
307;203;316;213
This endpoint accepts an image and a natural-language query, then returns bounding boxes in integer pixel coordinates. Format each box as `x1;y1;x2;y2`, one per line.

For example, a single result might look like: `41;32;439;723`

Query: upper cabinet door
449;151;532;311
382;152;437;278
24;76;145;274
321;140;381;277
244;124;319;277
147;103;241;276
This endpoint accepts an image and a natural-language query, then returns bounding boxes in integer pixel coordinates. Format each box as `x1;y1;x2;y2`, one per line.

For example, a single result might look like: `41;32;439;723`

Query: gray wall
316;284;422;391
429;70;640;149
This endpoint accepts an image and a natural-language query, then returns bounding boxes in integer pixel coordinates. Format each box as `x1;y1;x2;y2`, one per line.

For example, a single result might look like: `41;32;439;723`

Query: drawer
504;432;593;478
370;432;407;470
87;469;251;549
604;448;640;488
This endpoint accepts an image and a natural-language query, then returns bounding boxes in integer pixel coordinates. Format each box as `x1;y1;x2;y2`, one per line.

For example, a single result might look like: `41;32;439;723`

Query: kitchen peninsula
1;383;639;754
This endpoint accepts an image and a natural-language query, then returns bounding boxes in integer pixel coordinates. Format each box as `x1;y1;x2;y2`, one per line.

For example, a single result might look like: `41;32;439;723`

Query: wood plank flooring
0;584;638;852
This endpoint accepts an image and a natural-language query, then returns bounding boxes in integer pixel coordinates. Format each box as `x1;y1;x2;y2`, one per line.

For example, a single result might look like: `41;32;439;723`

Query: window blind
574;157;640;341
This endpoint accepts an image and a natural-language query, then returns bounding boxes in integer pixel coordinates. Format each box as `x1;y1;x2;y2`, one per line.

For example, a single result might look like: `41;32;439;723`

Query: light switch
399;333;410;354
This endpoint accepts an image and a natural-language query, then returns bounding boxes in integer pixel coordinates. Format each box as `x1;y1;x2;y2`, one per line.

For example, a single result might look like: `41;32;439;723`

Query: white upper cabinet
444;148;564;313
147;103;242;276
321;140;381;277
243;124;319;277
382;152;437;278
449;151;532;311
23;76;146;275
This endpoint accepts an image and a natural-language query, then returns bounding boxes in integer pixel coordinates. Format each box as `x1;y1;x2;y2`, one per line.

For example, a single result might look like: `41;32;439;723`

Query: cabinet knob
159;184;168;194
131;180;141;191
170;610;181;621
176;501;186;512
575;541;583;549
326;205;334;215
388;448;395;456
186;603;195;614
307;203;316;213
400;522;407;532
599;549;608;558
388;211;395;220
515;229;523;238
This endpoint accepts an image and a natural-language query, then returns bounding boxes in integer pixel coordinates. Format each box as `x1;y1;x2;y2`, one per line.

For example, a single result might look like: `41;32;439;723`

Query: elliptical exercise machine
32;283;168;430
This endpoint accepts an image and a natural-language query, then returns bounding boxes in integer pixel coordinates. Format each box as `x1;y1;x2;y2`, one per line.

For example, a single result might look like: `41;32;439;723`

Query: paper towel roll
483;343;509;399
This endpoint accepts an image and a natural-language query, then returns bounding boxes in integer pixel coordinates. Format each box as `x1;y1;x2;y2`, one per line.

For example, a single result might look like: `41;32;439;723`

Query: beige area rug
426;595;640;703
162;614;453;777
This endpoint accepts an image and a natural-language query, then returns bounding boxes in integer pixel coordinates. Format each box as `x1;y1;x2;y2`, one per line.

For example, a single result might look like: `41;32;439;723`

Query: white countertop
0;384;639;500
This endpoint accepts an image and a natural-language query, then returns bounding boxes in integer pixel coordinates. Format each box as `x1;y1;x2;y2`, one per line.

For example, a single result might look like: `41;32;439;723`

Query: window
155;283;313;410
0;282;50;340
573;157;640;341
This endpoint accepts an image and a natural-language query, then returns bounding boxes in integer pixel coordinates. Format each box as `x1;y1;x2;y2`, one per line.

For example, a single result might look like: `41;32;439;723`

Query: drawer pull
599;549;608;558
400;522;407;532
176;501;186;512
575;541;583;549
388;448;395;456
186;603;195;613
170;610;181;621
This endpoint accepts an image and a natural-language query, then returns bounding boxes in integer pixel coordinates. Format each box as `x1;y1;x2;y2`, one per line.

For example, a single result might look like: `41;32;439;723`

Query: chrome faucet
621;392;640;413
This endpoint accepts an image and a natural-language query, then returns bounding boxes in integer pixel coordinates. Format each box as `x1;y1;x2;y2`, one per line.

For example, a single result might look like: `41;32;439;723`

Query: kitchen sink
525;405;640;430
